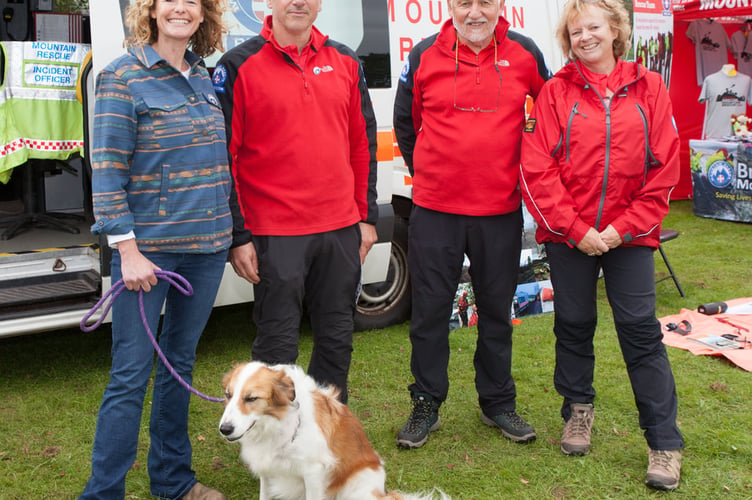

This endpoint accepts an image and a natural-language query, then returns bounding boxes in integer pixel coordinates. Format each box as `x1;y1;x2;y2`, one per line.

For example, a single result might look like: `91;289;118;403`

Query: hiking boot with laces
481;410;536;443
645;449;682;491
396;393;440;449
560;403;594;455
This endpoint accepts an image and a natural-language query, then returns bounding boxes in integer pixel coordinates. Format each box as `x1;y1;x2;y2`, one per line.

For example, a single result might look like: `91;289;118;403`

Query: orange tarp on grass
659;298;752;372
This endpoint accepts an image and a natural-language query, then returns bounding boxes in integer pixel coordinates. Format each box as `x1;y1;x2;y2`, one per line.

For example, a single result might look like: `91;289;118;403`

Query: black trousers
546;243;684;450
407;205;522;416
251;225;361;403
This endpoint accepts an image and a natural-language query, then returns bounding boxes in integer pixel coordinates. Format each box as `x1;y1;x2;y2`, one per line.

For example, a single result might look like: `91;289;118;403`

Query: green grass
1;200;752;499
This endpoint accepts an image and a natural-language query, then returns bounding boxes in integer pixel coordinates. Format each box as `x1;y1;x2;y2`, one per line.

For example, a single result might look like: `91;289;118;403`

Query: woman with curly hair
79;1;229;498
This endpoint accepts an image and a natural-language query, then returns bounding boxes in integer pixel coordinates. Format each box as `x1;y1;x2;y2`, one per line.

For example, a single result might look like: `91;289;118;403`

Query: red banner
634;0;672;15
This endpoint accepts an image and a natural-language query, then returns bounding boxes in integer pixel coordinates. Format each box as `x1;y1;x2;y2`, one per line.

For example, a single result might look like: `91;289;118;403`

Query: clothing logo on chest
701;34;721;51
497;59;510;67
313;65;333;75
207;94;219;106
716;86;746;105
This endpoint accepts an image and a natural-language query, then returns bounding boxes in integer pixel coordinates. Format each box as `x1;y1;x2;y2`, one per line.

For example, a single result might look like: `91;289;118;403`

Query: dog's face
219;362;296;442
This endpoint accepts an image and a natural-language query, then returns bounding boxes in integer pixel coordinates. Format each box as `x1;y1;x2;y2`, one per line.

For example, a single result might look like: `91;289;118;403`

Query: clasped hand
577;225;621;257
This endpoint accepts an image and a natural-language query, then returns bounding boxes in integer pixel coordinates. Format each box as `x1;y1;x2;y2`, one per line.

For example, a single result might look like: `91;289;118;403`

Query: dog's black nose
219;422;235;436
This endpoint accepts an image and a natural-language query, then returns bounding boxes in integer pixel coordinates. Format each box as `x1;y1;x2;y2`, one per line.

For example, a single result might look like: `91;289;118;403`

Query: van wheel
355;216;411;331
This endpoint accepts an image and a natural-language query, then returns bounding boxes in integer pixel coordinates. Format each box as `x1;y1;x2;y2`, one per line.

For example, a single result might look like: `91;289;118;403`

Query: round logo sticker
707;160;734;189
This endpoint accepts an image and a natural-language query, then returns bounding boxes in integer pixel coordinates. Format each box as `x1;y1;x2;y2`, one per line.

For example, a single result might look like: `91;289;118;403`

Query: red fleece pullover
214;17;377;239
394;18;550;216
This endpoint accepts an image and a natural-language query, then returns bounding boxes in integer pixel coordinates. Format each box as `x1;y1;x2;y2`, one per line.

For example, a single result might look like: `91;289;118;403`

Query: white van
0;0;566;338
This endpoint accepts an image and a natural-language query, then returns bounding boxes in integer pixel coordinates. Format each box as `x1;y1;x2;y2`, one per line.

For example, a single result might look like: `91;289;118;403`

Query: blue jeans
80;250;228;500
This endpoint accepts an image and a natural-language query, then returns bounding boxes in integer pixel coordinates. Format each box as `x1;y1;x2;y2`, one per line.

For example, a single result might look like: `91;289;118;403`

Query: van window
354;1;391;89
220;0;390;89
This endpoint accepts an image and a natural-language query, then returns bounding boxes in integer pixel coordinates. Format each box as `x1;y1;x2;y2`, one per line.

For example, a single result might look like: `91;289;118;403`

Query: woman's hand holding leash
116;239;161;291
79;271;223;403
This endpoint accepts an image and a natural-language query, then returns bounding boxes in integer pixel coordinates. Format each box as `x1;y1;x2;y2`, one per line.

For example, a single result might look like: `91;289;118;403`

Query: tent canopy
673;0;752;21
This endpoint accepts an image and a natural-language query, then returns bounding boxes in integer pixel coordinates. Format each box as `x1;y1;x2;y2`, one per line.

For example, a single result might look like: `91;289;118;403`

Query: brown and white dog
219;361;449;500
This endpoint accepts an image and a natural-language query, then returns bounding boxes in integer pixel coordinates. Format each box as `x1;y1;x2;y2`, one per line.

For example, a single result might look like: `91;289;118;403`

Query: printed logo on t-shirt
701;33;722;52
716;86;746;105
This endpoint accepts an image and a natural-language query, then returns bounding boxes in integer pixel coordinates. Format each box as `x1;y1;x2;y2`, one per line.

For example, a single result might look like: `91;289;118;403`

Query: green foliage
54;0;89;14
1;201;751;499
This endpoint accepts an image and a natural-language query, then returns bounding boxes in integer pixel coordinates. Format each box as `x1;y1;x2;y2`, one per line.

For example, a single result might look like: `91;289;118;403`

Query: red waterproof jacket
394;18;550;216
520;59;680;249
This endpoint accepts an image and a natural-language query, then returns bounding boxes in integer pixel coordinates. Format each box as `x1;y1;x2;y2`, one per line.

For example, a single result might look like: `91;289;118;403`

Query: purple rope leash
80;270;224;403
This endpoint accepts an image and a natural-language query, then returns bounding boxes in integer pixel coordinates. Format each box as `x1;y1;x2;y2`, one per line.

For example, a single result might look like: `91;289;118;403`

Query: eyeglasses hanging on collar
453;34;502;113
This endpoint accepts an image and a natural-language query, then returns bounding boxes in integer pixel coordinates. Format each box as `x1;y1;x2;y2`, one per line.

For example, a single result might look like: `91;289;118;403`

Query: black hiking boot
396;393;440;449
481;410;536;443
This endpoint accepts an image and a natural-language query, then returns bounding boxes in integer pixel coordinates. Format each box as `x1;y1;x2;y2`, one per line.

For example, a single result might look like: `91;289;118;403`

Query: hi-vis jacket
0;41;88;183
394;18;550;216
520;59;680;249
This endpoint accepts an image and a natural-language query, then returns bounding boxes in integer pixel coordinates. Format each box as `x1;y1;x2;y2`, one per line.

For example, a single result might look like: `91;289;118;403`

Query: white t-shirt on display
699;70;752;139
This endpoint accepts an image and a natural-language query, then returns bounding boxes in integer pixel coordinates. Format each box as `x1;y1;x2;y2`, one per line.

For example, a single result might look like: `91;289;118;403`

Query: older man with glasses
393;0;551;450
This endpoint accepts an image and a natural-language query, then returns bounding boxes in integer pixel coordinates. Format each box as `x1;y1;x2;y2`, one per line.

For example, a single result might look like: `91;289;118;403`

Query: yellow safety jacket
0;41;90;183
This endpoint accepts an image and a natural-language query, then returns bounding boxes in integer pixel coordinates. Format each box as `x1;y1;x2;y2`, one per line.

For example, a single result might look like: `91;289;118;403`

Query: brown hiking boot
560;403;594;455
181;482;226;500
646;449;682;491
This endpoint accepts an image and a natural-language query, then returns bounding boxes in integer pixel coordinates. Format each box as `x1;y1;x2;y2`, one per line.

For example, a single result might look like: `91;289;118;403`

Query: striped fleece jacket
91;45;232;253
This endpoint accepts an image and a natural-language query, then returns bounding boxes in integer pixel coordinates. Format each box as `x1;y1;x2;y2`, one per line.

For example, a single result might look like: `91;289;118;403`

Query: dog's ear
221;363;245;392
221;370;233;391
271;372;296;406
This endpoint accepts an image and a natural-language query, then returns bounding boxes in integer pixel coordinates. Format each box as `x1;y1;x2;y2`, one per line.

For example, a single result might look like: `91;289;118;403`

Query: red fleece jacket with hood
520;59;680;249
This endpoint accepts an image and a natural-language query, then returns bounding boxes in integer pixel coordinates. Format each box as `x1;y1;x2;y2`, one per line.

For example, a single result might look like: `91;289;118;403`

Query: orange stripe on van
392;129;402;158
376;130;405;162
377;131;394;161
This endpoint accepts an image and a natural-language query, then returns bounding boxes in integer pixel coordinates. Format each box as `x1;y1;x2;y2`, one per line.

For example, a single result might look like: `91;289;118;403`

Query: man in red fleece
213;0;378;403
393;0;550;449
